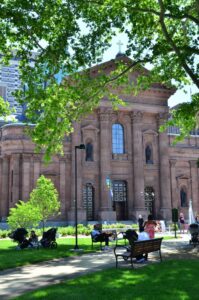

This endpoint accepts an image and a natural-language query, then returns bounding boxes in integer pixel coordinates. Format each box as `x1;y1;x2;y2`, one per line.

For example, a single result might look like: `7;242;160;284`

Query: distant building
0;56;199;223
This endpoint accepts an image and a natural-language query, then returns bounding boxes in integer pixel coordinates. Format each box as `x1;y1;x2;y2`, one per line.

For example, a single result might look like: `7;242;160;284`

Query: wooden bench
114;237;163;268
91;226;117;250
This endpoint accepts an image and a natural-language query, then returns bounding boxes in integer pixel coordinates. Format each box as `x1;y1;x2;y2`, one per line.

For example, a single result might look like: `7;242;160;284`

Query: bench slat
114;238;163;268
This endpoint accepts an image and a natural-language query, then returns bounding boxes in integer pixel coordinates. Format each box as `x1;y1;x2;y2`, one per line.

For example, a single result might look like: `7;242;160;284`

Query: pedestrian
179;212;185;233
138;214;144;232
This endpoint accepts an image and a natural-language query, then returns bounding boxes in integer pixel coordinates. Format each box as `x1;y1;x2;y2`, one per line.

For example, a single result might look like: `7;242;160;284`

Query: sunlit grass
14;260;199;300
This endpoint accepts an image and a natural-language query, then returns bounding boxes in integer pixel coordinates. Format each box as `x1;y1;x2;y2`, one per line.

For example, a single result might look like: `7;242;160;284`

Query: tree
7;200;41;230
0;1;198;157
0;97;12;119
29;175;60;231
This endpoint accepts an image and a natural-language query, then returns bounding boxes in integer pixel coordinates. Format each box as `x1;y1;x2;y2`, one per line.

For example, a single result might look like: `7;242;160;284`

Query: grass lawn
0;237;99;271
13;259;199;300
0;235;175;271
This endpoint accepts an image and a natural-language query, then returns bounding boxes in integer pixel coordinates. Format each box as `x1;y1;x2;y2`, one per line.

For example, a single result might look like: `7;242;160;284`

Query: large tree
0;0;198;157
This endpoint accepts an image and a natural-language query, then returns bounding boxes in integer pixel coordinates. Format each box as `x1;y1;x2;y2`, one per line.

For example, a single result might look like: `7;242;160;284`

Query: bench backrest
129;238;163;257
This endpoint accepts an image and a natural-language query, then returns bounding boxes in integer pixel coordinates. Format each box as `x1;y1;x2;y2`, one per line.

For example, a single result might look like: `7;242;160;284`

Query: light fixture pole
74;144;85;250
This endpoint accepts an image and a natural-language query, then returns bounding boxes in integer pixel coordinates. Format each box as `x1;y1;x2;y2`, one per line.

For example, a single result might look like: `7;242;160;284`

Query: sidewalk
0;250;115;300
0;234;197;300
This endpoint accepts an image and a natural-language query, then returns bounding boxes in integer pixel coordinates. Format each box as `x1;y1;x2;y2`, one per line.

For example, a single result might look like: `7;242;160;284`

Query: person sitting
29;230;38;247
91;224;112;250
137;228;150;262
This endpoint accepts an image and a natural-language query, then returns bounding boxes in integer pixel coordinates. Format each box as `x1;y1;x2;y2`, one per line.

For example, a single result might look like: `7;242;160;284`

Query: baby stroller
9;228;32;249
40;228;57;249
189;223;199;247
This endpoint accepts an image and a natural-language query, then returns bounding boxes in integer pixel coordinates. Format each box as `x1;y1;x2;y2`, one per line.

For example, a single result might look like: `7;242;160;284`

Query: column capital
189;160;197;168
33;154;41;162
99;108;111;122
157;112;169;125
22;154;31;162
131;110;143;123
170;159;177;167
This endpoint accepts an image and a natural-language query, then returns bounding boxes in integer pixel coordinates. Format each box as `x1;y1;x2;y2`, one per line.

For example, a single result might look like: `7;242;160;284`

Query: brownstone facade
0;58;199;223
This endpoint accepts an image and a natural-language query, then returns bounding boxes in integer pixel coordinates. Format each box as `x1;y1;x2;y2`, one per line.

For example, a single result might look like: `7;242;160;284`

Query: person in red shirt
144;214;157;239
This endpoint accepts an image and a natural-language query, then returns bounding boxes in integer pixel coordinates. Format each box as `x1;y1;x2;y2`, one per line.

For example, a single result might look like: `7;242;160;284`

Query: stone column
189;160;199;213
131;111;147;219
1;156;9;219
157;113;172;220
22;154;31;201
59;156;66;219
99;109;116;221
68;122;86;223
33;154;41;187
12;154;20;205
170;159;177;208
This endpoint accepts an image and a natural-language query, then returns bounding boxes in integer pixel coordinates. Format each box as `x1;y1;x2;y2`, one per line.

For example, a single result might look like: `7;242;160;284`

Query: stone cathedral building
0;55;199;223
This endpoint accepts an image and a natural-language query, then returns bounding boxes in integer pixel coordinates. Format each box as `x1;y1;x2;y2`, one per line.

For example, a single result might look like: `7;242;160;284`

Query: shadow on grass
14;260;199;300
0;238;100;271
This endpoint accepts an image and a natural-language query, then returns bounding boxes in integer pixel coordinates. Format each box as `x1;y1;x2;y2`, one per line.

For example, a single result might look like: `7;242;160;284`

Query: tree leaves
0;0;198;158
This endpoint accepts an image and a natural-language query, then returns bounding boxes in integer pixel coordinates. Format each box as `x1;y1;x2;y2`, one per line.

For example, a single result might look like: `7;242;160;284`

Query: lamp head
75;144;85;149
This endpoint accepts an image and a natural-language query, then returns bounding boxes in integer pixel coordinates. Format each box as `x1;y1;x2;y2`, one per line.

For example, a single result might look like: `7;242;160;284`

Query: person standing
138;214;144;232
144;214;157;239
179;212;185;233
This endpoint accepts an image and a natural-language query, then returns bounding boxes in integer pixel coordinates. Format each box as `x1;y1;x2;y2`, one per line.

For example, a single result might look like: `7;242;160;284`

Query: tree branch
158;0;199;88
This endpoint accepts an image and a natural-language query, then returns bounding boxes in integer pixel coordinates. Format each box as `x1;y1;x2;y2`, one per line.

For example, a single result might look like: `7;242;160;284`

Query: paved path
0;234;198;300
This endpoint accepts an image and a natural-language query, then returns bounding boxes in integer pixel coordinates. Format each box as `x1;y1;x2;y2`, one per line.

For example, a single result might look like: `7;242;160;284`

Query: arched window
145;145;153;164
180;187;187;207
112;123;124;154
85;142;93;161
83;183;94;221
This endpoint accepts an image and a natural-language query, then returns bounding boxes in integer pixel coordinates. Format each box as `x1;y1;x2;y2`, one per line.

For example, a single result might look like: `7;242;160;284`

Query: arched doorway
83;183;94;221
112;180;128;220
144;187;155;216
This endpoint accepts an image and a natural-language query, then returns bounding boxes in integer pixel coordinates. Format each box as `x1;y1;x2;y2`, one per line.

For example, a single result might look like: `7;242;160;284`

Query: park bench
91;224;120;249
114;237;163;268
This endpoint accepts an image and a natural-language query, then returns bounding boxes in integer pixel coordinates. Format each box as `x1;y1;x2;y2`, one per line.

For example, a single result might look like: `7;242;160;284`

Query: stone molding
112;153;128;161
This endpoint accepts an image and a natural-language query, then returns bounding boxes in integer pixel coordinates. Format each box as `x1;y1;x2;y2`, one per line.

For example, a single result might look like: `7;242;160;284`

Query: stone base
98;210;116;223
160;208;172;221
67;209;87;225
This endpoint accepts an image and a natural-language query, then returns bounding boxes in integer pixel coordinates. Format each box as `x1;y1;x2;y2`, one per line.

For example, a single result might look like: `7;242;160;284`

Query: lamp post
74;144;85;250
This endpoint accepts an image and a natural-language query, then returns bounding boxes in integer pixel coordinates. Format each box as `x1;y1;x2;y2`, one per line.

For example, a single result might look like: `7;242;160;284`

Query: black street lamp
74;144;85;250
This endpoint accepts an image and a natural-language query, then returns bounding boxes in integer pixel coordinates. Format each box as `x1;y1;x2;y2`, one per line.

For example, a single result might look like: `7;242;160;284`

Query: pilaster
131;111;145;215
189;160;199;213
157;113;172;219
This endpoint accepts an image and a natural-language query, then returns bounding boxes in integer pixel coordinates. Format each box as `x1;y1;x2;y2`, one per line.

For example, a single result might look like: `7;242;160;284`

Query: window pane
112;123;124;154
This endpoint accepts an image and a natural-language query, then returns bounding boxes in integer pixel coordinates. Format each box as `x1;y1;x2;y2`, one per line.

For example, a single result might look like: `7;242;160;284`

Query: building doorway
112;180;128;220
144;186;155;216
83;183;94;221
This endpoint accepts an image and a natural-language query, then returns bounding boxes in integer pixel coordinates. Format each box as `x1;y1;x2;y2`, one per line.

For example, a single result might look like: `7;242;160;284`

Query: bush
0;230;10;238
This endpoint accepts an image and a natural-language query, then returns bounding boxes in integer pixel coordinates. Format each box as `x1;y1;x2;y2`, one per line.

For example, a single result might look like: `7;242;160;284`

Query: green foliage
0;1;198;158
0;96;12;119
7;201;41;230
160;93;199;142
0;229;10;238
29;175;60;229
